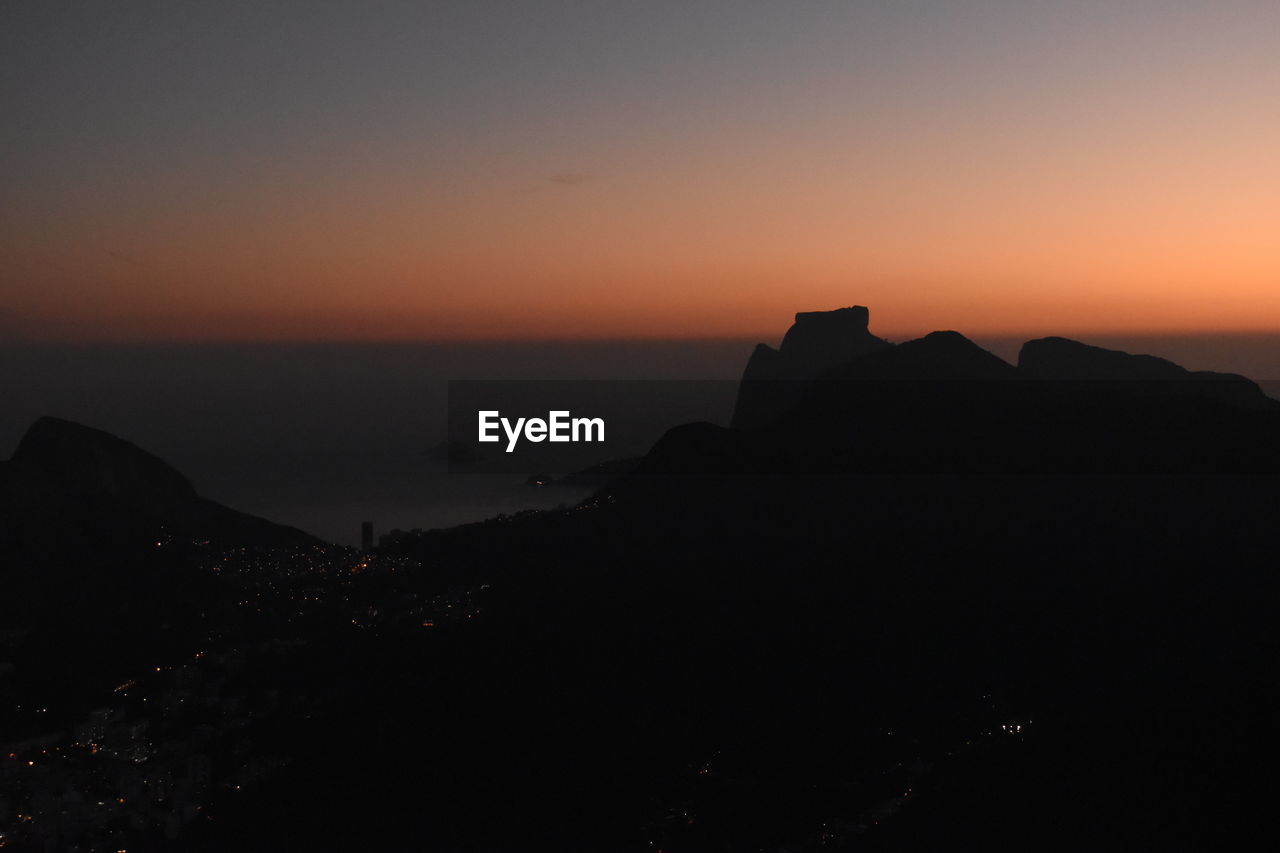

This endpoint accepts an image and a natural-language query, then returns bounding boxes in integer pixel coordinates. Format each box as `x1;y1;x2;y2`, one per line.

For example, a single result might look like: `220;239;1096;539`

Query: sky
2;0;1278;342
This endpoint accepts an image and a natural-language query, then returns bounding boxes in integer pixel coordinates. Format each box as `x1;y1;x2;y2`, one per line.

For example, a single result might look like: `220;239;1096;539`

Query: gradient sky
3;1;1278;341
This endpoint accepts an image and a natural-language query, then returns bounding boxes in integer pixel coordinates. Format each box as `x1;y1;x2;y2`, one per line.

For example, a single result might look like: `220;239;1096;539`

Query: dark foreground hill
4;315;1280;852
187;310;1280;851
0;417;321;737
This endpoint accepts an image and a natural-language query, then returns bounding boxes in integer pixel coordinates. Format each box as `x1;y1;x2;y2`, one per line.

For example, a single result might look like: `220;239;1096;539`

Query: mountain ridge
1;415;321;551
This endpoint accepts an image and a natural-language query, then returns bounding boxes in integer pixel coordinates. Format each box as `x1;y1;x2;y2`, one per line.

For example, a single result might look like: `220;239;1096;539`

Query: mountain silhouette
732;305;891;428
828;329;1019;380
1019;335;1280;410
318;309;1280;850
6;316;1280;851
0;418;321;728
669;309;1280;481
1;416;319;551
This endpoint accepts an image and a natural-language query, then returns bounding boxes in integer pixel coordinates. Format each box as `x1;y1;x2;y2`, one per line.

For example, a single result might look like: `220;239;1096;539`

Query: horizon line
5;327;1280;347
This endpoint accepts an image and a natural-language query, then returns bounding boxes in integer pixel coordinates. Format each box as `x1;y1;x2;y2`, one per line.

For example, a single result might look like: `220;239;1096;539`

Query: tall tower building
361;521;374;552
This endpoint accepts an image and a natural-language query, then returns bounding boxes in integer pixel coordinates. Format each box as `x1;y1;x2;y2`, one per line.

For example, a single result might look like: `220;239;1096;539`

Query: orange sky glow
3;2;1277;343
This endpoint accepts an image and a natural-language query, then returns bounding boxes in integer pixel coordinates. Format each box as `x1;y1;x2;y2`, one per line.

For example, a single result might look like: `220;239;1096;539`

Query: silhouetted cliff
731;305;891;428
698;313;1280;480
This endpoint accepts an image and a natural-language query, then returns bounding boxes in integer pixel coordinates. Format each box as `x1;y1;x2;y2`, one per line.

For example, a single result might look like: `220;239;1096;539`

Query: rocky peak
12;416;197;508
774;306;884;375
828;330;1017;381
731;306;891;428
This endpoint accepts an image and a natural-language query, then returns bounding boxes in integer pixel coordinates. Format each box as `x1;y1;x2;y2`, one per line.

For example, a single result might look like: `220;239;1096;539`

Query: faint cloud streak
547;172;596;188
